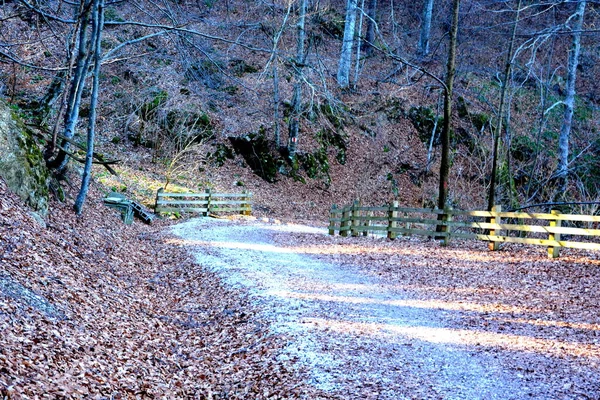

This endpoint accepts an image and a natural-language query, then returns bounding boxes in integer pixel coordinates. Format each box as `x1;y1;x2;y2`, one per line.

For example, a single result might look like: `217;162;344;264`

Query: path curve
172;218;535;399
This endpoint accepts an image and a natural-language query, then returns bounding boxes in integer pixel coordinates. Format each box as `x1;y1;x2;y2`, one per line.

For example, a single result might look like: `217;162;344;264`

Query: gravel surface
170;217;600;399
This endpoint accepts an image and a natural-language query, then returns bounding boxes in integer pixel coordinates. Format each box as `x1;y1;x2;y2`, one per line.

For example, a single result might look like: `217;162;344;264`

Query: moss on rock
0;101;50;216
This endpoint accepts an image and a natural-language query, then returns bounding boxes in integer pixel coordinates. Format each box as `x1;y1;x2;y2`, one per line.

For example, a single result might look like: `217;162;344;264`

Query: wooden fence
155;188;252;216
328;201;600;258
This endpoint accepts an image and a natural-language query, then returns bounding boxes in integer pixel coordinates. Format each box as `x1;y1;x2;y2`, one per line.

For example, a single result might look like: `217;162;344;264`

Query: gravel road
172;217;553;399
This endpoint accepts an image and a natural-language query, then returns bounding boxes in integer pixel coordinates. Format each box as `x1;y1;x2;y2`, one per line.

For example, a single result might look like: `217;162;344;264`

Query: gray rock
0;101;50;216
0;274;64;320
28;211;47;229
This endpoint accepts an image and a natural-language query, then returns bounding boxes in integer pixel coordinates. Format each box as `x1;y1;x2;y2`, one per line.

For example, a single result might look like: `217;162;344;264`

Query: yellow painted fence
328;201;600;258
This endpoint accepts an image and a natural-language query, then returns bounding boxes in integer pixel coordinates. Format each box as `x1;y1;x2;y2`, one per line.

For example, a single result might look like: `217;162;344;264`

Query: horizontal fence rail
328;201;600;258
155;188;252;216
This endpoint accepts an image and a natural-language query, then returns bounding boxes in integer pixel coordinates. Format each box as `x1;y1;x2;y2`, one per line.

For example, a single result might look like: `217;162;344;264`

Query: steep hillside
2;0;600;217
0;178;325;397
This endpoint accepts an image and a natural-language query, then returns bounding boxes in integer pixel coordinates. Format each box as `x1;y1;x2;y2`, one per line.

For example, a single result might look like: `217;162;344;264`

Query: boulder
0;101;49;216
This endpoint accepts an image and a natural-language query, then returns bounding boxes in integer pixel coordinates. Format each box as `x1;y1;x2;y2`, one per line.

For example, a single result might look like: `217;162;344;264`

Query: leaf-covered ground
2;174;600;398
0;179;326;398
270;227;600;398
173;217;600;399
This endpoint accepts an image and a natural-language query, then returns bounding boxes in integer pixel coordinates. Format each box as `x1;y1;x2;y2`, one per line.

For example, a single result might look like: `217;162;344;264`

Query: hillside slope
3;0;600;218
0;178;325;398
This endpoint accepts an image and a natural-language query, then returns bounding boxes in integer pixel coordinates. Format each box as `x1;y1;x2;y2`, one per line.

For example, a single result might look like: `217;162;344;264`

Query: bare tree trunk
337;0;358;88
46;0;95;172
353;0;365;87
487;0;521;211
418;0;434;56
288;0;307;160
272;60;281;148
361;0;377;56
362;0;377;56
426;92;442;172
75;0;105;214
437;0;460;213
557;0;586;196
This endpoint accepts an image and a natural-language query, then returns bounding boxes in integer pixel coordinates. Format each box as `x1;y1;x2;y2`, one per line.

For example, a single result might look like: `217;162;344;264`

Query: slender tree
418;0;434;56
557;0;586;197
273;60;281;148
46;0;95;172
362;0;377;56
74;0;104;214
437;0;460;212
288;0;307;160
353;0;365;87
337;0;358;88
487;0;522;211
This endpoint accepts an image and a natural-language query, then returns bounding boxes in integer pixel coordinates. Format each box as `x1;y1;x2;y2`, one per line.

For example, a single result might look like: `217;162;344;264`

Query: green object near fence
104;192;134;224
328;202;600;259
104;192;155;224
154;188;252;216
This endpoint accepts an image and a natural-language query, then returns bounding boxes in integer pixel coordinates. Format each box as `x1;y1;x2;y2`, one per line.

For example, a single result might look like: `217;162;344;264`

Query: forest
0;0;599;215
2;0;600;397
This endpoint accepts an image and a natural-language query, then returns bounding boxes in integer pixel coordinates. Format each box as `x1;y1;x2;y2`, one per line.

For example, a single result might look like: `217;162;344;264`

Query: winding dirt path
172;218;568;399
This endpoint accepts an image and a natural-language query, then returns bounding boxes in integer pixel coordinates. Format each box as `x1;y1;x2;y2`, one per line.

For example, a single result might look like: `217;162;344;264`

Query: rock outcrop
0;101;49;216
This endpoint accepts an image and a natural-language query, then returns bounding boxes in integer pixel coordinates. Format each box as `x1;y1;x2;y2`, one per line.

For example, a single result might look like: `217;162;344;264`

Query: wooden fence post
242;191;252;216
328;204;337;235
155;188;164;212
363;210;372;236
488;205;502;251
404;212;411;236
548;209;561;258
442;206;453;246
351;200;360;237
204;188;211;217
341;206;350;237
387;201;398;240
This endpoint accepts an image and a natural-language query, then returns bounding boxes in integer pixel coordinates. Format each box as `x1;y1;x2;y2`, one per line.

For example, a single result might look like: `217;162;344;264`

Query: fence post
242;191;252;216
547;209;561;259
155;188;164;213
442;206;453;246
341;206;350;237
328;204;338;235
404;212;411;236
205;188;211;217
351;200;360;237
387;201;398;240
363;210;372;236
488;205;502;251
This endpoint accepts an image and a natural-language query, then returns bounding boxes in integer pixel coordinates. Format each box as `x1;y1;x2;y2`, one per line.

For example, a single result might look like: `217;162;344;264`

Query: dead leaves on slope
0;180;327;399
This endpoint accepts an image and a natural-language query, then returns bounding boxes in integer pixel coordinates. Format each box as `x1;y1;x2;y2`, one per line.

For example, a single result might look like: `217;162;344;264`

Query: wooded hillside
2;1;600;397
1;0;599;216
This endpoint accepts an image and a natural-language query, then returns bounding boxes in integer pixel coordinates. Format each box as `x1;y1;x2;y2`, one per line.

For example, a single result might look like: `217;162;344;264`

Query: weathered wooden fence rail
155;189;252;216
328;201;600;258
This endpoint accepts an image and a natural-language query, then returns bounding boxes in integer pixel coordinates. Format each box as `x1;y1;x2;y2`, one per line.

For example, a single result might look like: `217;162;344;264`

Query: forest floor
2;174;600;398
173;217;600;399
0;180;328;398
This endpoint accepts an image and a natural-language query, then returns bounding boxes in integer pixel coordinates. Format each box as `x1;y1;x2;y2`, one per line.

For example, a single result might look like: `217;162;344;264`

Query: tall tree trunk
436;0;460;213
353;0;365;87
46;0;95;172
337;0;358;88
75;0;104;214
418;0;434;56
273;59;281;148
362;0;377;56
288;0;307;160
487;0;521;211
557;0;586;197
